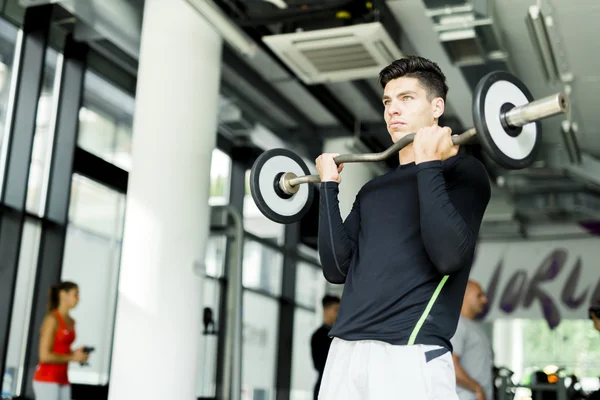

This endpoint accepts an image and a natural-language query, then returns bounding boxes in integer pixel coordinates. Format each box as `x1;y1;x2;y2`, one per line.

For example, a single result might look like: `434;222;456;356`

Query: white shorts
318;338;459;400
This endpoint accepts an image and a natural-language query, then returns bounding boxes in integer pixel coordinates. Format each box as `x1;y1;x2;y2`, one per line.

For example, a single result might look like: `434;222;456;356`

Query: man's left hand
413;125;459;164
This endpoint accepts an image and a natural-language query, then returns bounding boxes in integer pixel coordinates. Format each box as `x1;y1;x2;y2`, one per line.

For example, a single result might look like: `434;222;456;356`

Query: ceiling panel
491;0;599;156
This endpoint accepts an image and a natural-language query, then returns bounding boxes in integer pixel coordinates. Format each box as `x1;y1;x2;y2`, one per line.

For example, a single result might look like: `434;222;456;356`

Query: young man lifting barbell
314;55;492;400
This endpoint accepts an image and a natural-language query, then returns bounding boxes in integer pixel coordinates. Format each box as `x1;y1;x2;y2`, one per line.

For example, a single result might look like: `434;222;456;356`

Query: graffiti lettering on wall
476;248;600;329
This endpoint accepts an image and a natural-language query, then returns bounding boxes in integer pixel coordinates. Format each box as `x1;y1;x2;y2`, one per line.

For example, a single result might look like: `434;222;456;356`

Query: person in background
311;295;340;400
32;281;89;400
589;297;600;332
450;280;493;400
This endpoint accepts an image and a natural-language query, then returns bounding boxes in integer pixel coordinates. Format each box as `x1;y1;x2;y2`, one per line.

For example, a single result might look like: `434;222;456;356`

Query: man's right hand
316;153;344;183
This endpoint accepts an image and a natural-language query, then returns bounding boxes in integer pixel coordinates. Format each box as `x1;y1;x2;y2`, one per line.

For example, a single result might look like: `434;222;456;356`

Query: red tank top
33;311;76;385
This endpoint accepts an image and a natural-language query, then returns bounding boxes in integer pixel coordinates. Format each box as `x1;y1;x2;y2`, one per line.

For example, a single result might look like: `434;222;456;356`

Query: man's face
324;303;339;323
382;76;443;143
465;282;488;317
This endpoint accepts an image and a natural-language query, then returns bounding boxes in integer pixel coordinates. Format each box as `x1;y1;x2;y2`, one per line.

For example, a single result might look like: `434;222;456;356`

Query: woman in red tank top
32;281;89;400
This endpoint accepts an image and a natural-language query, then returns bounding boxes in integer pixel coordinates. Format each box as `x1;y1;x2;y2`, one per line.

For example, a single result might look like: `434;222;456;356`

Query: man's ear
432;97;445;119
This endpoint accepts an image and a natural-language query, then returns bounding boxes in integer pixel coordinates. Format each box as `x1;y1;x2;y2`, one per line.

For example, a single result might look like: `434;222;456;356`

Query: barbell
249;71;570;224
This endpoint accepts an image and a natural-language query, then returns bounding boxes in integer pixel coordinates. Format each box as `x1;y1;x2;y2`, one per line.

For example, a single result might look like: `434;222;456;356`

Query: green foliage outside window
522;319;600;380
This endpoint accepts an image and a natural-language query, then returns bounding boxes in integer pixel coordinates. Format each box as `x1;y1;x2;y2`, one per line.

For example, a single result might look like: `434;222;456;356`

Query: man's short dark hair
378;55;449;102
322;294;340;309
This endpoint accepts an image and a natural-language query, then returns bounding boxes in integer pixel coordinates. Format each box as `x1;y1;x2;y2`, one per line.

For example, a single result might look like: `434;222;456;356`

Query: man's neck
399;144;415;165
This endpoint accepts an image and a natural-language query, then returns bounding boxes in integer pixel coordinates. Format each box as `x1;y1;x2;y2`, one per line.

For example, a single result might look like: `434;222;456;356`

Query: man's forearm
318;182;358;283
454;359;481;393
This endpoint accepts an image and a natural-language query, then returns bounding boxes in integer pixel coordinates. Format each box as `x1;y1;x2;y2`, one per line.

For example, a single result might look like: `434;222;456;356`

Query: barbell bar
249;71;571;224
284;90;567;191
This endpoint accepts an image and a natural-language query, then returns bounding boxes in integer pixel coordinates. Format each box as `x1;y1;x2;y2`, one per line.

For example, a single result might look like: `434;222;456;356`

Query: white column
108;0;222;399
323;137;376;219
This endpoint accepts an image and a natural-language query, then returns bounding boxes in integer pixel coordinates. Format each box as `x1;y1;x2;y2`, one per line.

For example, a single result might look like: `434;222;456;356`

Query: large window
292;248;327;400
243;240;283;296
26;48;62;215
210;148;231;206
242;291;279;399
0;18;19;195
61;174;125;385
291;307;320;400
2;219;41;398
196;277;222;397
243;170;285;245
493;318;600;394
77;71;134;171
295;261;322;309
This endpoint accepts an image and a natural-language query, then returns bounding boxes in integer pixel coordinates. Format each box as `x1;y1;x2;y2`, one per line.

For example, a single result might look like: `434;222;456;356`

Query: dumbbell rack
496;367;568;400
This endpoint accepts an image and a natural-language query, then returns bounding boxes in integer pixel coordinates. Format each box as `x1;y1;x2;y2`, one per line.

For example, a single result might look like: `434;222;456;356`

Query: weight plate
473;71;542;170
250;148;314;224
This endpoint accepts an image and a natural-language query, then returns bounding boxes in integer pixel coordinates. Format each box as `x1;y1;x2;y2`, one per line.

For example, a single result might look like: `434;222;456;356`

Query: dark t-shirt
317;153;491;351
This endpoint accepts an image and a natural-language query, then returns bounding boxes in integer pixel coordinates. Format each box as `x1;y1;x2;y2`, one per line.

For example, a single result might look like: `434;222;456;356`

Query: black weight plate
473;71;542;170
249;148;314;224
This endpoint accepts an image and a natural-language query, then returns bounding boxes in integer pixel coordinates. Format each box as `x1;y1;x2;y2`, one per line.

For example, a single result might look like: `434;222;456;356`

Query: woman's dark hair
47;281;78;312
378;55;449;102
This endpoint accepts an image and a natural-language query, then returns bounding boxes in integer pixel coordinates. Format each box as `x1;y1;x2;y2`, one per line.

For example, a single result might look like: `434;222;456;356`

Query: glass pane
243;240;283;296
3;219;41;398
242;291;279;399
205;235;227;278
78;70;134;171
0;19;19;196
61;175;125;385
295;262;323;309
26;48;61;215
69;173;126;239
61;225;123;385
209;148;231;206
297;244;319;264
493;318;600;394
243;170;285;245
196;278;222;398
291;308;319;400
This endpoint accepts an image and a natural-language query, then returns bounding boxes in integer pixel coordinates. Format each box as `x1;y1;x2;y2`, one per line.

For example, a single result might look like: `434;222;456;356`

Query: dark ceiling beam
220;80;286;134
302;84;360;134
352;80;383;115
222;46;316;133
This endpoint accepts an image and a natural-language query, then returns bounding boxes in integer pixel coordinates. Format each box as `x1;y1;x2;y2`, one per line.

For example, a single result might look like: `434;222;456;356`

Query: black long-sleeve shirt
311;324;333;374
317;153;491;351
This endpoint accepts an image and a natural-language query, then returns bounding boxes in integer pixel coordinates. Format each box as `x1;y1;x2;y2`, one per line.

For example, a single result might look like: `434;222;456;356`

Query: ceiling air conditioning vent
262;22;403;84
